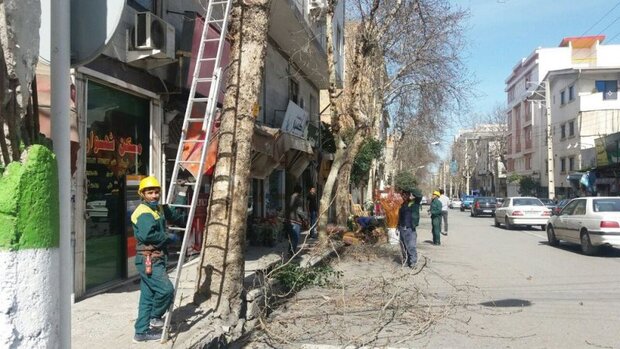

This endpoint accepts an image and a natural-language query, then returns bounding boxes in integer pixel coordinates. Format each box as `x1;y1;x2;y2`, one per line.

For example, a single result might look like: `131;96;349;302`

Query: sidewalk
72;232;331;348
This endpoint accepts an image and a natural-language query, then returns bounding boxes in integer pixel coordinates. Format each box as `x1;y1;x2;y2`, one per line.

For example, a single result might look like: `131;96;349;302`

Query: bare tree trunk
194;0;272;324
335;128;365;224
318;134;344;239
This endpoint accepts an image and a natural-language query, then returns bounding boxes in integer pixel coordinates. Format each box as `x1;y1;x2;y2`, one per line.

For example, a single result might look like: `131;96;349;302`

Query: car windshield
513;198;543;206
593;199;620;212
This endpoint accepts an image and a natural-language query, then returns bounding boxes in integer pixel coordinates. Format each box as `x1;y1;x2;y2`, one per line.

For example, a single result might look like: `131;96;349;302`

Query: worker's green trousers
134;255;174;334
431;216;442;244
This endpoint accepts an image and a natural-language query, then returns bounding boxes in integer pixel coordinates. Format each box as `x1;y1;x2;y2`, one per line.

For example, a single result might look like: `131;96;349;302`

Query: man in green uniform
131;176;183;342
411;189;423;228
430;190;443;245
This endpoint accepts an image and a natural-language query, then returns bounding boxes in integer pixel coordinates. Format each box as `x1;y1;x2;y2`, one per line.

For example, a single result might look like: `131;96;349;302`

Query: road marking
520;230;546;239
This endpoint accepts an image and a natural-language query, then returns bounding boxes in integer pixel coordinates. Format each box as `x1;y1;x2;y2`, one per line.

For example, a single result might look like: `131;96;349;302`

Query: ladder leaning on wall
160;0;234;343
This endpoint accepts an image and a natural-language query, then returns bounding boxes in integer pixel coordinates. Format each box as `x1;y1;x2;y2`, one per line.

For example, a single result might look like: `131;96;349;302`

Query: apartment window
568;85;575;101
561;124;566;139
524;125;532;149
569;157;575;171
560;90;566;105
596;80;618;100
507;112;512;130
525;154;531;170
568;120;575;137
289;79;299;104
560;158;566;173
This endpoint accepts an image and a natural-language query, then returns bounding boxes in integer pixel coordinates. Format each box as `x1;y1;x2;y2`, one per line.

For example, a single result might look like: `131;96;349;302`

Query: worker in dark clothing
131;176;183;343
411;189;423;228
398;190;417;268
430;190;443;245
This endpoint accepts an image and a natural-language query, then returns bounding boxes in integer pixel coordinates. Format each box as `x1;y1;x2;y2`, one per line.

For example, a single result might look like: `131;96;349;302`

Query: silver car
494;197;551;230
546;197;620;255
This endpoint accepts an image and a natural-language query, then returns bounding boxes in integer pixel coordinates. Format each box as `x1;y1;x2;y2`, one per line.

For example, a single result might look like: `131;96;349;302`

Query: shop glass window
596;80;618;100
85;81;150;290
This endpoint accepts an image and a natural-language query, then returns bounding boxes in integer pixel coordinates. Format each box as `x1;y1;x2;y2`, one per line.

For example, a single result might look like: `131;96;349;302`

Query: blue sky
437;0;620;157
461;0;620;112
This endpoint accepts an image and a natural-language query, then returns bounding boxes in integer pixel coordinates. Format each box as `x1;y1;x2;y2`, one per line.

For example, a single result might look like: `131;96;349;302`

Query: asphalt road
239;209;620;348
413;208;620;348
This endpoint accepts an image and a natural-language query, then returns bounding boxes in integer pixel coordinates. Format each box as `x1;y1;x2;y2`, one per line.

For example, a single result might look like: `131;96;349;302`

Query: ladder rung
187;117;206;122
179;160;203;164
210;1;229;5
168;226;187;231
182;139;206;143
192;97;210;103
203;38;221;42
199;57;216;62
209;19;225;23
196;77;214;83
169;204;192;208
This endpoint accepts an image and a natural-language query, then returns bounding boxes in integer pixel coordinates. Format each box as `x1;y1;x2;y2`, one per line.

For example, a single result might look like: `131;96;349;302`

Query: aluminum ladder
160;0;233;342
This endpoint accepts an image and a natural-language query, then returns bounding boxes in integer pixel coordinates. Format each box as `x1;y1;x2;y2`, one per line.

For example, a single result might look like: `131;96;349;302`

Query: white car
546;197;620;255
449;197;462;209
494;197;551;230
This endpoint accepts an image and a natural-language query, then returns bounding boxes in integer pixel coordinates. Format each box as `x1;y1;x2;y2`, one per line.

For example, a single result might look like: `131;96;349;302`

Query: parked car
546;197;620;255
470;197;497;217
460;195;475;211
449;197;462;209
494;197;551;230
552;199;571;215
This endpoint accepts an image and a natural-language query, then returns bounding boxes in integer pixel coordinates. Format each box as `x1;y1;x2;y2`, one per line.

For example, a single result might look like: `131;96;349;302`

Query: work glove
167;233;180;243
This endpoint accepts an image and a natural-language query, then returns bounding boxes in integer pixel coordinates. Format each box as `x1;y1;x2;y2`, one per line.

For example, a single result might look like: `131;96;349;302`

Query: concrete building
505;35;620;197
39;0;343;298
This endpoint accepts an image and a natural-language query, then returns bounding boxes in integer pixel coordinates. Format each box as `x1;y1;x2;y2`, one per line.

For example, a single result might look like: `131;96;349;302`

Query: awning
250;124;279;179
275;132;314;178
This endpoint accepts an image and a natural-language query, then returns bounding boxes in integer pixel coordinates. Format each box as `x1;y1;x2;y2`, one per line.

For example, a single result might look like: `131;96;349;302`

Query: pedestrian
411;189;423;228
438;189;450;236
430;190;443;245
307;186;318;239
398;190;417;268
286;185;307;256
131;176;183;342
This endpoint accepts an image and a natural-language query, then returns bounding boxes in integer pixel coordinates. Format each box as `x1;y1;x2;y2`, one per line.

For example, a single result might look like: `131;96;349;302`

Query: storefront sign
281;101;308;138
118;137;143;156
88;131;115;154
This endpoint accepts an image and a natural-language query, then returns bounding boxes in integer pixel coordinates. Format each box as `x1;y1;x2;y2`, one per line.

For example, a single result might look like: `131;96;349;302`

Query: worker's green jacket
409;202;421;227
430;198;442;218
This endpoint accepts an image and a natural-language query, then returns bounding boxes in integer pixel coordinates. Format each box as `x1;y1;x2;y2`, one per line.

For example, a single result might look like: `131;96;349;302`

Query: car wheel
504;217;513;230
460;207;464;212
540;225;546;231
546;225;559;247
470;211;474;217
494;216;500;227
580;230;597;256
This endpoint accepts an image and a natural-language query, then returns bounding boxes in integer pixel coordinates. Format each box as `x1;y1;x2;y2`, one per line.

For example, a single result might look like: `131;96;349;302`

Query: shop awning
250;124;279;179
274;132;314;178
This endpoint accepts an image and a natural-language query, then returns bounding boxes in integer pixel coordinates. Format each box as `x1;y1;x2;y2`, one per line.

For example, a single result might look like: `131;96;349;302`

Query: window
560;90;566;105
568;85;575;101
560;157;566;173
568;120;575;137
561;124;566;139
289;79;299;104
569;157;575;171
561;200;578;215
573;199;587;215
595;80;618;100
525;154;531;170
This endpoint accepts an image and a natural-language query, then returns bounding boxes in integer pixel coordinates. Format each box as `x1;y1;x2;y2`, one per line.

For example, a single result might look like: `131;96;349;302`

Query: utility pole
545;81;555;199
465;139;471;195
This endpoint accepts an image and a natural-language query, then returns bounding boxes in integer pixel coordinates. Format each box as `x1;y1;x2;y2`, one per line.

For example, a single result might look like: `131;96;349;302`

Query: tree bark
194;0;272;324
335;128;366;224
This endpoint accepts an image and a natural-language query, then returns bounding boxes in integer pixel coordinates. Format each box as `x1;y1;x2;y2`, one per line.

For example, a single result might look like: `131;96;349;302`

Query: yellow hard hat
433;190;441;196
138;176;161;194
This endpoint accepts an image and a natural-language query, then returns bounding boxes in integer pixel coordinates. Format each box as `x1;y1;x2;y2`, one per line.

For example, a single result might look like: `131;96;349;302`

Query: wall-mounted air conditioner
132;12;175;59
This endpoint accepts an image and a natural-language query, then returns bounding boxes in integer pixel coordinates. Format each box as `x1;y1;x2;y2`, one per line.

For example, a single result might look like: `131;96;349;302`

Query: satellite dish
39;0;126;67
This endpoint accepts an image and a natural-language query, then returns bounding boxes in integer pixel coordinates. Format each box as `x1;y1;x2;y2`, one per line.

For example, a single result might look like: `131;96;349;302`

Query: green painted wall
0;145;60;250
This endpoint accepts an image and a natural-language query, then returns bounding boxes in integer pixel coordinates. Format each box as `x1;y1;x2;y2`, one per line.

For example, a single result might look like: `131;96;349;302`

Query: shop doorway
84;81;150;290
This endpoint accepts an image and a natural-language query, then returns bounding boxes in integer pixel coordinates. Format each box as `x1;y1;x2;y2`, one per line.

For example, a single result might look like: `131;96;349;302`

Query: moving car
494;197;551;230
460;195;475;211
470;197;497;217
449;197;462;209
546;197;620;255
538;198;556;211
552;199;571;215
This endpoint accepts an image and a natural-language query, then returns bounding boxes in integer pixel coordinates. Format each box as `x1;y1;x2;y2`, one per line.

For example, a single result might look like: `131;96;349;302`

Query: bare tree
318;0;471;233
194;0;273;326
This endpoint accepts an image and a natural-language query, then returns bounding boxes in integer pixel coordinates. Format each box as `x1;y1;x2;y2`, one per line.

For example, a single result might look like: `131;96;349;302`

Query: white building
504;35;620;197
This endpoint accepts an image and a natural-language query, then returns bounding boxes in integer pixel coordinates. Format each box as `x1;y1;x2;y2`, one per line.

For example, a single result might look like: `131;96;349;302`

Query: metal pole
51;0;72;347
545;81;555;200
465;139;470;195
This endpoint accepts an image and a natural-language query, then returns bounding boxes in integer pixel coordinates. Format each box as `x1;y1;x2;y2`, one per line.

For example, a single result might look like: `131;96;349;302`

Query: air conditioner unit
307;0;327;16
133;12;175;59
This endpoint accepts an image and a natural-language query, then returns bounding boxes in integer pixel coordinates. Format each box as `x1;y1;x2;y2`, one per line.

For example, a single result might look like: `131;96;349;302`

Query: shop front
74;74;163;296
